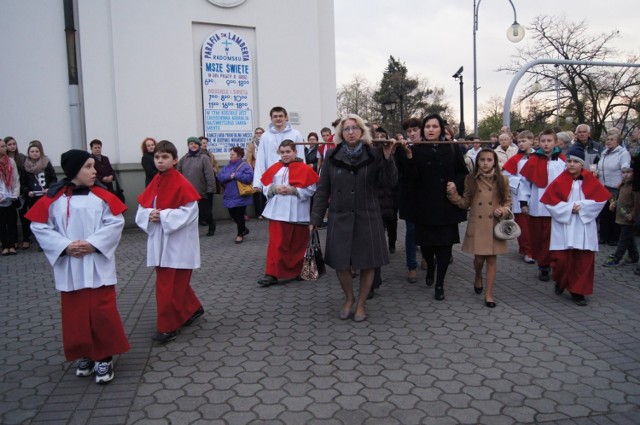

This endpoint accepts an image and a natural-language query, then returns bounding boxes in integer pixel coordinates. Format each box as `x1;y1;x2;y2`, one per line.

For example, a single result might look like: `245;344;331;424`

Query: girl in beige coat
447;149;511;308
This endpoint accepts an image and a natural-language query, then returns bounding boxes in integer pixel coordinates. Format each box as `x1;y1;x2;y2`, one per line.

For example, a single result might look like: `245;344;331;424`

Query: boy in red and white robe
27;149;129;384
502;131;535;264
258;140;319;286
540;146;609;306
518;129;566;281
136;141;204;343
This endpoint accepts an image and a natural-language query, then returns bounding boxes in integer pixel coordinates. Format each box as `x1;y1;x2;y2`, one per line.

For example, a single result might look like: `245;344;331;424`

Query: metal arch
502;58;640;128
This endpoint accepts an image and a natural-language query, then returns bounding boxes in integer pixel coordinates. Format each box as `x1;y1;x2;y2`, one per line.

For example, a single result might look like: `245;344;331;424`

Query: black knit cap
61;149;92;179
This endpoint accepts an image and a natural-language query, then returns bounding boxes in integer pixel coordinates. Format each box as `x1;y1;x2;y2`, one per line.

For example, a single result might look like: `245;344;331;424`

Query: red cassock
138;169;203;332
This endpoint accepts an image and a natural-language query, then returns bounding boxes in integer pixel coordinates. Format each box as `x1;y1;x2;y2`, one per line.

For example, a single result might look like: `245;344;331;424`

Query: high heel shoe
474;276;483;294
485;300;496;308
434;284;444;301
425;274;434;287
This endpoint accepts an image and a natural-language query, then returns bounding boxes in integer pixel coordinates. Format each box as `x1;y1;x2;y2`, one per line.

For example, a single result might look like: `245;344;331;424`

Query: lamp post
555;64;560;126
452;66;465;139
383;99;397;134
473;0;525;136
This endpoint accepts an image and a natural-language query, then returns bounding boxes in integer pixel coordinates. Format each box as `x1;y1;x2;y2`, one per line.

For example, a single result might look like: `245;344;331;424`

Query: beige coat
448;173;512;255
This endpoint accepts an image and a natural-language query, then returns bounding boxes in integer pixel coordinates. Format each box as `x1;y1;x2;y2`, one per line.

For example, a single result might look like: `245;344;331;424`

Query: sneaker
602;255;620;267
523;255;536;264
76;358;95;377
94;360;114;384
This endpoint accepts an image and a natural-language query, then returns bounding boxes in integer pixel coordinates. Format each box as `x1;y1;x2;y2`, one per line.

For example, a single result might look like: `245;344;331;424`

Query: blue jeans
405;220;417;270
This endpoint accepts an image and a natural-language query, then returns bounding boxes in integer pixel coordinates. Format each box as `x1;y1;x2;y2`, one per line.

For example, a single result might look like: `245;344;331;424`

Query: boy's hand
149;209;161;222
65;240;96;258
571;203;581;214
446;182;457;195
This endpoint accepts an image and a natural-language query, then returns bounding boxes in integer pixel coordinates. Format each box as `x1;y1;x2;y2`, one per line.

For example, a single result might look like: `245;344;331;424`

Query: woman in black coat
398;113;468;301
310;114;397;322
140;137;158;187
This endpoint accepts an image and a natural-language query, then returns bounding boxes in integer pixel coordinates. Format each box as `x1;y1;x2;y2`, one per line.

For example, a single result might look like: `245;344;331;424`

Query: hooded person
540;144;610;306
25;149;129;384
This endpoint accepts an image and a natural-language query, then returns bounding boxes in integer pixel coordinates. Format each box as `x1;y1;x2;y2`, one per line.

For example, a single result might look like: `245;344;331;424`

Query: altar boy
136;140;204;343
27;149;129;384
540;145;609;306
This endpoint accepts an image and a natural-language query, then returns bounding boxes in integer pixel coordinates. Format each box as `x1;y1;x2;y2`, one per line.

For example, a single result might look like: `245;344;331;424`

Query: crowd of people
1;109;639;385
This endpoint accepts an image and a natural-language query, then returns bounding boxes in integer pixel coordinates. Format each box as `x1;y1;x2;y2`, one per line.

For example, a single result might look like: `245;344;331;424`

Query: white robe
31;192;125;292
503;156;528;214
544;180;605;251
135;200;201;269
518;159;566;217
261;166;316;223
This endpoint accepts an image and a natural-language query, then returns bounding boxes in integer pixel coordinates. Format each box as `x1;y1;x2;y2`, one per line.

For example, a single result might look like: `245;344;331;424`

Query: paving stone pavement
1;218;640;425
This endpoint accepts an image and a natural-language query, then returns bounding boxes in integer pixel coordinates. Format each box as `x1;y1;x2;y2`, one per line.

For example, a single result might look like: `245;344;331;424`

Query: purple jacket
218;160;254;208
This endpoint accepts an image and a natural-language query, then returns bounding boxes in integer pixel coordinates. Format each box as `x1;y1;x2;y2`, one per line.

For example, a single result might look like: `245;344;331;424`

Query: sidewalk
1;219;639;425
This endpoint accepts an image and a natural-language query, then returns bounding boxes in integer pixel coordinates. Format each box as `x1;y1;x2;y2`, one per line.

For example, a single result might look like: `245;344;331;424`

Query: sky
334;0;639;130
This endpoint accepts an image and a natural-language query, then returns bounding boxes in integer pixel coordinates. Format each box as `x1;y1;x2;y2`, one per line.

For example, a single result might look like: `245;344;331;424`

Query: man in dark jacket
574;124;603;168
90;139;115;192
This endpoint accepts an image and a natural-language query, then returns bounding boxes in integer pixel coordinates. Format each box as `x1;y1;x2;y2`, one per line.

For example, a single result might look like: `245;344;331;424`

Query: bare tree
500;15;640;140
336;75;379;123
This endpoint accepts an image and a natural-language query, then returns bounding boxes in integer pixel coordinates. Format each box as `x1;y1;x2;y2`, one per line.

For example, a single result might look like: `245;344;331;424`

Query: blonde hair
333;114;372;145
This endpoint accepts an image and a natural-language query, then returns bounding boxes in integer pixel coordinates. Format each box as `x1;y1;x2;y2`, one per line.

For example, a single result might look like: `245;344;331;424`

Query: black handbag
113;174;126;203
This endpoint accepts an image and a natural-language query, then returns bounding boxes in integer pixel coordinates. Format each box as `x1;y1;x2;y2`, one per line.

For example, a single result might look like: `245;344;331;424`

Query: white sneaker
75;358;95;377
523;255;536;264
94;360;114;384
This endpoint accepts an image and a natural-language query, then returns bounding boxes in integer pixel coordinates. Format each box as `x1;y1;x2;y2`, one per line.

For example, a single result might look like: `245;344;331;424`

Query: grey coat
177;150;216;196
311;143;398;271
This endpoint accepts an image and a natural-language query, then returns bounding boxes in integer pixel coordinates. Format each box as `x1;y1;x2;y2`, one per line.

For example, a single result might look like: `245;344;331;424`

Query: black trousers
228;206;247;236
382;213;398;248
613;225;639;261
198;197;216;234
0;205;18;248
420;245;453;286
253;192;266;217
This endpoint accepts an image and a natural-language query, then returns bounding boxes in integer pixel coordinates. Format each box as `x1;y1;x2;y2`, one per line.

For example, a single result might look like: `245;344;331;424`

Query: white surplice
261;166;316;223
30;192;125;292
518;159;566;217
135;200;201;269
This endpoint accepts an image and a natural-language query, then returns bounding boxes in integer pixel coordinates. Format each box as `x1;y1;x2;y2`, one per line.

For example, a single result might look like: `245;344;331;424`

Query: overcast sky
334;0;639;128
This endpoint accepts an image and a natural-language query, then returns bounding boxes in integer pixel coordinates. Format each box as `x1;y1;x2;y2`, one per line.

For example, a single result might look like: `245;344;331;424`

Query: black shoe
367;288;375;299
183;306;204;327
554;283;564;295
485;300;496;308
206;231;215;237
571;293;587;306
258;275;277;286
152;331;177;343
389;245;395;254
474;276;483;294
425;275;434;287
434;284;444;301
538;269;550;282
241;228;250;237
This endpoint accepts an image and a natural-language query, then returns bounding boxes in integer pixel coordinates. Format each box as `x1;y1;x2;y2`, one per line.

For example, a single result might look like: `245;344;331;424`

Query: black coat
141;152;158;187
311;143;398;270
401;143;468;226
20;162;58;197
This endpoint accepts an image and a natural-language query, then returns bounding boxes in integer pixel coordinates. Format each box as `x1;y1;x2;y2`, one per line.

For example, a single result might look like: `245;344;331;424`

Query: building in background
0;0;336;222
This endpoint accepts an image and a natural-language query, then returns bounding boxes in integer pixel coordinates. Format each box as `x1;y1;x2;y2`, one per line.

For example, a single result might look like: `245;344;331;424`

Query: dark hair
254;127;264;134
444;125;455;140
466;148;508;205
230;146;245;158
270;106;288;118
199;136;209;142
401;118;421;131
154;140;178;159
89;139;102;148
140;137;157;155
28;140;45;157
307;132;319;141
421;113;446;140
279;139;297;151
375;127;388;138
320;127;331;135
331;118;341;128
539;128;557;139
4;137;24;168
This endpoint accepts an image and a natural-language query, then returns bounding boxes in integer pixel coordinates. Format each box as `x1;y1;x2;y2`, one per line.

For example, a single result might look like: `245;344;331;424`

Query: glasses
343;126;361;134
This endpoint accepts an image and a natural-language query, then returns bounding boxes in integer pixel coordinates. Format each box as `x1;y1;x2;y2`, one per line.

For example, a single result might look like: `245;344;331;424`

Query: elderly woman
398;113;468;301
218;147;254;243
595;131;631;245
310;114;397;322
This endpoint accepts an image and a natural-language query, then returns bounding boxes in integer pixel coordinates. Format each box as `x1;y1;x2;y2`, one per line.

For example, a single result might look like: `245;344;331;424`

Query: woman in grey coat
310;114;397;322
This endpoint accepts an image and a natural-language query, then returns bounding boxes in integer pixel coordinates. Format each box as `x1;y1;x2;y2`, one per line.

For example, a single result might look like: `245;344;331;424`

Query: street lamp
452;66;465;139
473;0;525;136
383;99;397;134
